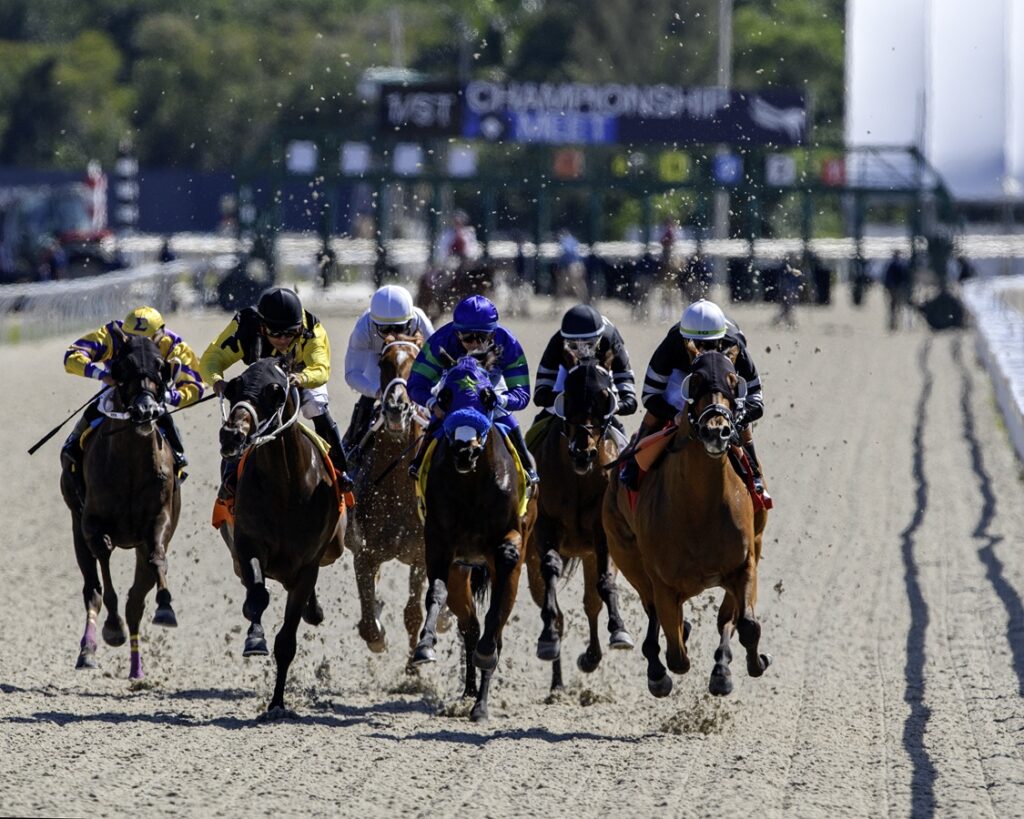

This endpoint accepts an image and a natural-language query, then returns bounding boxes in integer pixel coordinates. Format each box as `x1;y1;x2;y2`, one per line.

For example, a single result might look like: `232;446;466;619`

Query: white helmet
679;299;727;340
370;285;415;328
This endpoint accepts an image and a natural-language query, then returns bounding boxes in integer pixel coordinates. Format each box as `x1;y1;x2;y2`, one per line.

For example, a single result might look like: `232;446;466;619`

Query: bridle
379;339;430;432
679;361;747;445
219;381;302;452
553;364;617;463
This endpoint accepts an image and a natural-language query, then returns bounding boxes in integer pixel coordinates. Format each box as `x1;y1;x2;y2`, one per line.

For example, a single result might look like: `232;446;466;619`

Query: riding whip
27;387;108;455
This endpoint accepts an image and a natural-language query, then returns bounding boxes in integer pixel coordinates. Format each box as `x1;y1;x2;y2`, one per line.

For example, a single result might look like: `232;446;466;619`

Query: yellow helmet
123;306;165;338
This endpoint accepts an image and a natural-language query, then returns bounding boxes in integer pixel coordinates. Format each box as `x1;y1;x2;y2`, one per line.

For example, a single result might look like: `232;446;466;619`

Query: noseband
380;340;429;430
220;385;301;451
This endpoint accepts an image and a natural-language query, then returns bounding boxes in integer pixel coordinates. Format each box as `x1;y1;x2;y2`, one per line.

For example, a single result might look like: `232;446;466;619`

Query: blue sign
713;154;743;185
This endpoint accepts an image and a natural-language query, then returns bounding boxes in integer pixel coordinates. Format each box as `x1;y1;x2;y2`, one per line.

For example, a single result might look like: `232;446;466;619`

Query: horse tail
470;564;490;606
562;557;582;585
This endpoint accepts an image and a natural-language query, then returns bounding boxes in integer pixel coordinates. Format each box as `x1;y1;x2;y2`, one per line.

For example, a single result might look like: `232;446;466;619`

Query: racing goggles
263;325;301;339
375;320;412;338
457;331;493;345
564;337;600;360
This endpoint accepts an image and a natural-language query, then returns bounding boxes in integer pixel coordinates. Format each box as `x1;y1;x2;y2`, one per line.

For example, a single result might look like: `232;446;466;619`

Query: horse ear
436;386;453;412
724;344;740;365
684;339;699;363
681;373;700;405
112;323;129;343
438;346;457;368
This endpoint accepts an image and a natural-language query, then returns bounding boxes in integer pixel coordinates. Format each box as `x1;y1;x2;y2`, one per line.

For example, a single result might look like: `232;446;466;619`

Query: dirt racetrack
3;287;1024;817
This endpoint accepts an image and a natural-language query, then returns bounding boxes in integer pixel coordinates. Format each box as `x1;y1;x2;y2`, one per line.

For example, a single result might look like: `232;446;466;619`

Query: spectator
883;250;913;331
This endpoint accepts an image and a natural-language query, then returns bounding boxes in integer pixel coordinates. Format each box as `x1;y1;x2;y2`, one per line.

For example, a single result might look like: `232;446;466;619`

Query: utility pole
714;0;734;283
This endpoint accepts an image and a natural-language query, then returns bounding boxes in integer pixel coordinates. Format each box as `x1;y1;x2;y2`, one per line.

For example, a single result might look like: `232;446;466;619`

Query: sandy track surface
2;289;1024;817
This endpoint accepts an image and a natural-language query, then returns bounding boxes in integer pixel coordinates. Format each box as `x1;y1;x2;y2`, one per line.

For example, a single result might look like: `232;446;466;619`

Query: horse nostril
720;426;732;440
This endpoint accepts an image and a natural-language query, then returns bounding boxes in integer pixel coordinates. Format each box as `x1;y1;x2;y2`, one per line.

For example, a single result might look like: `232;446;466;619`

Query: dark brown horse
218;357;345;718
345;333;430;663
410;354;534;722
526;361;633;692
415;259;495;323
603;349;771;698
61;331;180;679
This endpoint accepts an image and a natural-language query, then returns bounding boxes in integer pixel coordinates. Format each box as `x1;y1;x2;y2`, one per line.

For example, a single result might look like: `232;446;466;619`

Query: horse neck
665;434;731;500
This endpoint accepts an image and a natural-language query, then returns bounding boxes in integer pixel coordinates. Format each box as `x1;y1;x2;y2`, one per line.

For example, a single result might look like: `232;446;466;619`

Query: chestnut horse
526;361;633;692
410;354;534;722
61;331;181;679
345;333;430;663
603;349;771;698
218;357;345;718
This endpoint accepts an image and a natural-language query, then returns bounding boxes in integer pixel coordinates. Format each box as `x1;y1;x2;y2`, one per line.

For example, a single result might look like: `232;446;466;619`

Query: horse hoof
152;607;178;628
368;636;387;654
536;638;560;662
302;599;324;626
258;706;298;722
647;673;673;698
469;702;489;723
609;630;634;650
360;619;387;653
748;652;773;677
243;637;268;657
709;669;733;696
473;648;498;672
102;621;127;647
577;651;601;674
75;651;98;670
411;645;436;666
683;620;692;644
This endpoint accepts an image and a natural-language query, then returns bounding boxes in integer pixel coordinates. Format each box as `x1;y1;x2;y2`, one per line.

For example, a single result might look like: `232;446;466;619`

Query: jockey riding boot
156;413;188;482
60;400;103;476
507;424;540;486
343;395;377;465
408;418;441;479
742;438;766;495
218;457;239;501
313;411;354;492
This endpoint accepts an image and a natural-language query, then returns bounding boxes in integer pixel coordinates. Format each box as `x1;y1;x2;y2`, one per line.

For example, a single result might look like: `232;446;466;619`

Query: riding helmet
256;287;304;332
453;295;499;332
123;306;165;338
560;304;604;339
679;299;727;340
370;285;415;326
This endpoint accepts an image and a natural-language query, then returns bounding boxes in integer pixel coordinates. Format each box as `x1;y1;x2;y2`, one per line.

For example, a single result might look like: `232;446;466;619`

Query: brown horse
603;348;771;698
345;333;429;663
526;361;633;692
410;354;534;722
218;357;345;718
61;331;180;679
415;259;495;323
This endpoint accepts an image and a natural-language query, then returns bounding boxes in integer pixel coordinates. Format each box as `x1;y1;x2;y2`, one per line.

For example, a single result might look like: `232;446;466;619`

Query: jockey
342;284;434;457
628;298;765;492
433;209;480;268
406;294;538;484
61;306;203;480
532;304;637;442
198;286;353;491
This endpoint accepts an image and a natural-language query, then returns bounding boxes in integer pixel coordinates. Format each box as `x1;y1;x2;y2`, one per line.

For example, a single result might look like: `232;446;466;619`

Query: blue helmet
452;295;499;332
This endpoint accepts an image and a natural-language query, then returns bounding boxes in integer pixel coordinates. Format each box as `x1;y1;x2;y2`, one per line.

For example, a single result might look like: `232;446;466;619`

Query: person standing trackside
883;250;913;331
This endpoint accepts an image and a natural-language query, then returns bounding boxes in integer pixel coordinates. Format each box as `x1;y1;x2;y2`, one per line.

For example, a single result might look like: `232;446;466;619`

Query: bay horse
345;333;430;663
526;360;633;693
603;348;771;698
410;354;534;722
415;258;495;323
60;331;180;679
218;357;346;719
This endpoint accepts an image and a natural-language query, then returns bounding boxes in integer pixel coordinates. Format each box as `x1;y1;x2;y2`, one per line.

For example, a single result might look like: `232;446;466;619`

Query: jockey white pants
299;384;330;419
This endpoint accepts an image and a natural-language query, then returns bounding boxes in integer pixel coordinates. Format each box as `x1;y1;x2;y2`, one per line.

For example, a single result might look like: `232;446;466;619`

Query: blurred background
0;0;1018;336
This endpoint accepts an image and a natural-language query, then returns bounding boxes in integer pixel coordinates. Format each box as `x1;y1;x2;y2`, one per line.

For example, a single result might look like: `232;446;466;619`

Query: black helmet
256;287;304;332
560;304;603;339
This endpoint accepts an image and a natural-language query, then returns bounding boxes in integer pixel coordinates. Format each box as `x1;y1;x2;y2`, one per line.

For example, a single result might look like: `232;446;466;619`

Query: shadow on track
954;338;1024;696
900;339;936;817
369;727;646;746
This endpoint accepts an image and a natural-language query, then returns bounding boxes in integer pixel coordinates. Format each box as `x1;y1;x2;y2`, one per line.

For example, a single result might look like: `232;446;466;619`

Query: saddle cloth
416;429;529;523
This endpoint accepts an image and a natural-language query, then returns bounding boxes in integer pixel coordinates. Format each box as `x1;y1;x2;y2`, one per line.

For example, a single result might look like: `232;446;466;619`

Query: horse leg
149;516;177;628
595;536;633;651
263;564;319;720
577;554;604;674
353;549;386;653
446;567;479;699
303;587;324;626
535;531;564;662
642;603;672;698
472;532;525;722
403;562;426;672
238;545;270;657
411;557;448;666
72;523;102;669
653;579;690;677
710;592;738;696
125;548;158;680
525;536;562;691
733;557;772;678
95;544;127;647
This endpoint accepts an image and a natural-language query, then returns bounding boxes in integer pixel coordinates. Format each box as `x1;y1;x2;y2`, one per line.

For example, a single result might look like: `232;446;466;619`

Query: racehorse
415;258;495;323
526;360;633;693
603;349;771;698
218;357;346;718
61;331;180;679
410;354;534;721
345;333;430;664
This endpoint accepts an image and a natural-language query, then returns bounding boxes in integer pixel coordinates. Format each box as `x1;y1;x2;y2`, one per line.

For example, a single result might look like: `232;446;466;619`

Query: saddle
211;424;354;530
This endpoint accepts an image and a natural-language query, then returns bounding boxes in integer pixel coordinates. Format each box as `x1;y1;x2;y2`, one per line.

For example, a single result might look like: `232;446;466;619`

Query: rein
220;386;302;452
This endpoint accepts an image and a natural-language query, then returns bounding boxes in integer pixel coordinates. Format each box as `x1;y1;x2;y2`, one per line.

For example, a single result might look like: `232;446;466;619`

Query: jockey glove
616;393;637;416
479;387;505;412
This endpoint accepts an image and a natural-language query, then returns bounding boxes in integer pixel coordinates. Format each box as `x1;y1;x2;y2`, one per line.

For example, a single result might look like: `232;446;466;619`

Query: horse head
680;349;746;457
438;355;495;474
109;330;169;434
219;358;289;458
555;361;617;475
379;333;424;436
